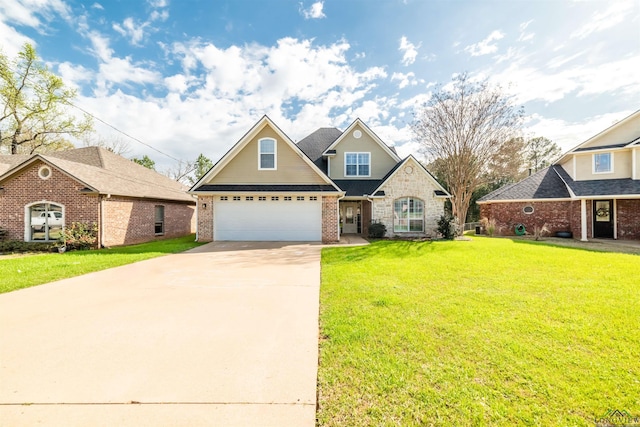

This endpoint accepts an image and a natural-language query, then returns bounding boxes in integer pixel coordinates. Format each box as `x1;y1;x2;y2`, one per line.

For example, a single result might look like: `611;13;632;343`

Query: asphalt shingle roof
478;167;572;202
296;128;342;173
0;147;194;203
194;184;339;192
554;165;640;197
331;180;383;197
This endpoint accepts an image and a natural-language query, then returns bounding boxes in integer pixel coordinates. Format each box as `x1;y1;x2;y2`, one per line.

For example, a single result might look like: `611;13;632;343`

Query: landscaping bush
0;240;57;253
368;221;387;238
481;217;498;237
59;222;98;250
437;215;455;240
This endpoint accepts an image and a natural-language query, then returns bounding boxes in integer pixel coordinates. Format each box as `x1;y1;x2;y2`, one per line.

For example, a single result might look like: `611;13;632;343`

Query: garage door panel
214;199;322;241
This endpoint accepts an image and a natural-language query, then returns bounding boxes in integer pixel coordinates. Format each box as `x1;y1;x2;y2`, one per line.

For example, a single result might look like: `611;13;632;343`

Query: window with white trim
27;202;64;242
259;138;276;170
155;205;165;235
297;196;305;201
345;152;370;176
310;196;318;201
258;196;266;201
246;196;253;201
393;197;424;232
233;196;241;201
593;153;612;173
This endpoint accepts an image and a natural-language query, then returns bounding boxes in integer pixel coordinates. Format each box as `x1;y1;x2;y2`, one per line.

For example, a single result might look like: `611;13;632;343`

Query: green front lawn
0;235;204;293
317;237;639;426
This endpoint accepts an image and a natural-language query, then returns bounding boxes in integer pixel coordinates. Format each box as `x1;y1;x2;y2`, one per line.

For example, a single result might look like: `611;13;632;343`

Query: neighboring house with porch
189;116;449;242
478;110;640;241
0;147;196;247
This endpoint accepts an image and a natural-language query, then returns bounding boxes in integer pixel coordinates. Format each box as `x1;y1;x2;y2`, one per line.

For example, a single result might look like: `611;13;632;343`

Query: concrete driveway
0;242;322;426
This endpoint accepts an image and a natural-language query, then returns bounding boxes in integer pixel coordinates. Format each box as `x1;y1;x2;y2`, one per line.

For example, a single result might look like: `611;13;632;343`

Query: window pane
260;153;275;169
594;153;611;173
346;153;357;164
346;164;357;176
358;164;369;176
260;139;275;153
358;153;369;164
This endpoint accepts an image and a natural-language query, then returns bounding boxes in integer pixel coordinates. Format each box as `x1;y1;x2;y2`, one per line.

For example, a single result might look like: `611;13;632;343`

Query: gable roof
190;116;342;193
553;165;640;198
372;155;450;198
322;118;401;162
0;147;194;203
296;127;342;172
558;110;640;163
478;167;572;203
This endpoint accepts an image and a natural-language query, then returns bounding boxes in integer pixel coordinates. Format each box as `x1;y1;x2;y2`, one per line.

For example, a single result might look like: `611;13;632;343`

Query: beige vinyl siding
329;124;398;180
573;150;632;181
634;148;639;180
580;118;639;149
207;127;327;185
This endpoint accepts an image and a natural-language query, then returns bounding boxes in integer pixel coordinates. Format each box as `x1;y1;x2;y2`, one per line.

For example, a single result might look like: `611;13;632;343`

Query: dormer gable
321;119;401;180
558;110;640;181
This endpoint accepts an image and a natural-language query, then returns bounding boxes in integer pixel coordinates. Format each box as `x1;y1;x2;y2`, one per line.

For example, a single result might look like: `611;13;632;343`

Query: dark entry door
593;200;614;238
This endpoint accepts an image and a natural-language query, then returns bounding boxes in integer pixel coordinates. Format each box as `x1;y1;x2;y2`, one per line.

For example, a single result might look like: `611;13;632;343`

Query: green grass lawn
317;237;640;426
0;234;204;293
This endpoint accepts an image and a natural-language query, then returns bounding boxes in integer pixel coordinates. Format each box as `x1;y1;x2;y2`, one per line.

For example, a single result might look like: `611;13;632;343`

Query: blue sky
1;0;638;170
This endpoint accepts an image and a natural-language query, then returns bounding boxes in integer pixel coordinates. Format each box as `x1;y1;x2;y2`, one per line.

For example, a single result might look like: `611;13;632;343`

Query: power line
67;100;183;163
2;62;184;163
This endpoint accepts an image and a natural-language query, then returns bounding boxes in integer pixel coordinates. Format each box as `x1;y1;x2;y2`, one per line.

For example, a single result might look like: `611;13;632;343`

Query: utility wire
2;62;184;163
67;100;183;163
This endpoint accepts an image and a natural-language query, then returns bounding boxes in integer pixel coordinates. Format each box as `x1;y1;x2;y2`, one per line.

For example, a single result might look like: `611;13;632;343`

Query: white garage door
214;197;322;241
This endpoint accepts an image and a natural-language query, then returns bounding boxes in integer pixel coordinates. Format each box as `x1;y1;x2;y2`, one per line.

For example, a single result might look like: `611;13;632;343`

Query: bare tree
0;44;93;154
412;73;524;233
525;136;561;172
81;134;132;156
162;159;196;185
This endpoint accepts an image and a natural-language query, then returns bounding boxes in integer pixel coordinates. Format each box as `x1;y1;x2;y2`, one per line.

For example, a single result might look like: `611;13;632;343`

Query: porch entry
593;199;614;238
340;200;371;235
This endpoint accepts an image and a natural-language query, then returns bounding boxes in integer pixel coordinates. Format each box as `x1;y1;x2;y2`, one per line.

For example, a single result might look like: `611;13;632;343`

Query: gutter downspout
100;195;105;248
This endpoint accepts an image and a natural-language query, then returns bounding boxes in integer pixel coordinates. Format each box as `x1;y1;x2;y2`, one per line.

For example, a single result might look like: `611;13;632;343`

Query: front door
341;202;361;234
593;200;614;238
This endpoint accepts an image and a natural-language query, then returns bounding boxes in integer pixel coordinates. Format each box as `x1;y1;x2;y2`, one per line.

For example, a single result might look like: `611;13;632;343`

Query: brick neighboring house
189;116;449;242
0;147;196;247
478;110;640;241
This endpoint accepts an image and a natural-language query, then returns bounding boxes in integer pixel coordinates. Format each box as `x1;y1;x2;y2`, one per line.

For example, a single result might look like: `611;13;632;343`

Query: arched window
25;202;64;242
393;197;424;232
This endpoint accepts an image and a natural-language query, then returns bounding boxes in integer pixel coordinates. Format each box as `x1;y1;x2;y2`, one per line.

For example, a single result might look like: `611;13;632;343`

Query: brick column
197;196;214;242
322;196;339;243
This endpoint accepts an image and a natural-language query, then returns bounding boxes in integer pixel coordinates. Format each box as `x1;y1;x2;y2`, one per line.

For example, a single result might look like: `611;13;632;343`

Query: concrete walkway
0;242;322;426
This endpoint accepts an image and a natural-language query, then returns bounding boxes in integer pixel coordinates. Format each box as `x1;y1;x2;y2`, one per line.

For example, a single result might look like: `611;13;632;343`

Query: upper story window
345;152;370;177
593;152;612;174
259;138;276;170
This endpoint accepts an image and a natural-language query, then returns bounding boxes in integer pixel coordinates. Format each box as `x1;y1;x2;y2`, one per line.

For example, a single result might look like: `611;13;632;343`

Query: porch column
580;199;588;241
613;199;617;239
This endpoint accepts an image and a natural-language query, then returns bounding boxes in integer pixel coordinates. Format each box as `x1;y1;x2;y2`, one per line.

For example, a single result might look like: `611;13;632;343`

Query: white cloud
57;62;94;90
113;17;150;46
517;20;534;42
464;30;504;56
0;20;34;57
571;0;634;39
91;3;104;10
525;110;636;152
491;54;640;104
300;1;326;19
391;71;419;89
399;36;419;66
148;0;169;7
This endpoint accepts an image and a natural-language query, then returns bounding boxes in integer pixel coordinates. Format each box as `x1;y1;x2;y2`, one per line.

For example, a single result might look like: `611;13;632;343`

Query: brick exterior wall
480;201;575;236
196;196;214;242
0;161;100;242
102;196;195;247
480;199;639;240
0;160;195;247
617;199;640;239
322;195;339;243
371;158;445;238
